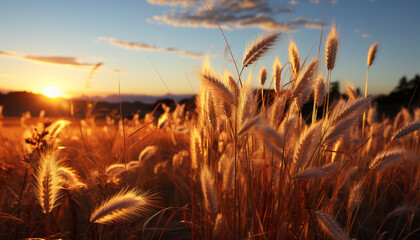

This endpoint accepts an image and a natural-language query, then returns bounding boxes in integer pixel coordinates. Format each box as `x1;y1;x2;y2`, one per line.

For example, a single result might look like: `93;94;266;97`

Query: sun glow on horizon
42;86;64;98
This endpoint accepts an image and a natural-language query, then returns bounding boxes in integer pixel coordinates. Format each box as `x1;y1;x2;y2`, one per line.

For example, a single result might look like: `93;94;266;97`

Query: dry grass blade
242;32;280;68
33;150;64;214
90;188;154;224
392;120;420;140
316;211;350;240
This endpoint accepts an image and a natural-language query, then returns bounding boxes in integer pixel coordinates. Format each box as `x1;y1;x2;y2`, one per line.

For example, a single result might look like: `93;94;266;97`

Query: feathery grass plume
218;154;234;193
48;120;71;140
200;165;218;213
242;32;280;69
57;166;86;190
33;149;64;213
213;213;223;235
392;120;420;141
207;94;218;131
325;24;339;71
315;211;350;240
157;112;169;129
330;97;371;125
90;188;154;224
315;73;326;106
273;57;282;94
368;148;406;170
127;160;140;169
289;39;301;76
348;180;363;211
367;106;377;125
105;163;126;176
190;126;201;170
367;42;378;67
138;146;157;162
293;162;338;179
345;83;358;100
292;59;318;110
200;71;235;110
294;121;322;170
238;116;260;135
259;66;267;86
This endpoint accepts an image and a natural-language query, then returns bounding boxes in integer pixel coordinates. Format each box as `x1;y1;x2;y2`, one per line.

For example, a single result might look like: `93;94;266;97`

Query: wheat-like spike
201;72;235;105
190;127;201;170
213;213;223;235
345;83;357;100
207;94;218;131
330;97;371;125
33;149;64;214
315;211;350;240
259;66;267;86
57;166;86;190
242;32;280;68
325;24;339;71
314;73;326;106
238;116;260;135
348;180;364;211
139;146;157;162
292;59;318;110
200;165;218;213
392;120;420;140
289;39;301;76
294;121;322;170
369;148;405;170
367;42;378;67
293;162;338;180
90;188;154;224
273;57;282;94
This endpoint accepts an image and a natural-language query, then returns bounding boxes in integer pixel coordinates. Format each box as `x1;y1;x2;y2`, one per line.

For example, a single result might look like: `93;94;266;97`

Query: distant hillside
0;74;418;119
0;91;195;119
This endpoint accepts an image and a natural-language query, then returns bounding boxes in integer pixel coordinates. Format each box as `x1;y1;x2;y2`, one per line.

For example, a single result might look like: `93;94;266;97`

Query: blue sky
0;0;419;98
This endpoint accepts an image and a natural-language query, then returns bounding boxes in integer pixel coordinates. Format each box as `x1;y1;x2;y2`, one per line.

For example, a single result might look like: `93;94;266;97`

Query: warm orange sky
0;0;419;98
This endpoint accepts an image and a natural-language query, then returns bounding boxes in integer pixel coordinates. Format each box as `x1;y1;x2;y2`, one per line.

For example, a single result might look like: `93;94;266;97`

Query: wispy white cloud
99;37;204;58
148;0;322;31
354;28;372;38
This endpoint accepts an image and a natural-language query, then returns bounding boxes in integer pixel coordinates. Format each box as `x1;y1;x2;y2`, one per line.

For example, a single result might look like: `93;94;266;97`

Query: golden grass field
0;26;419;240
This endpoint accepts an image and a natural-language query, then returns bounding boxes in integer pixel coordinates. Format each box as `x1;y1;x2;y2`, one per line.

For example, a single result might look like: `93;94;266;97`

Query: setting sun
42;86;64;98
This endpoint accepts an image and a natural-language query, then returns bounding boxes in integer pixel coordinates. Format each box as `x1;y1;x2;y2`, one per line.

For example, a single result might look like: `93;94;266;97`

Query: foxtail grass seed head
259;66;267;86
33;149;64;214
90;188;155;224
289;39;300;76
242;32;280;68
325;25;339;71
367;43;378;67
273;57;282;94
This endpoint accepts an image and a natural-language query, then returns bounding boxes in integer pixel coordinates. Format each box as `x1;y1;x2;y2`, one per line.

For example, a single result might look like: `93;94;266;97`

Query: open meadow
0;1;419;239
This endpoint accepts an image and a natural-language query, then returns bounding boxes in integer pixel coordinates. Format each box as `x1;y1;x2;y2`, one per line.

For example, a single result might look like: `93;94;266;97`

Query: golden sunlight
42;86;64;98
